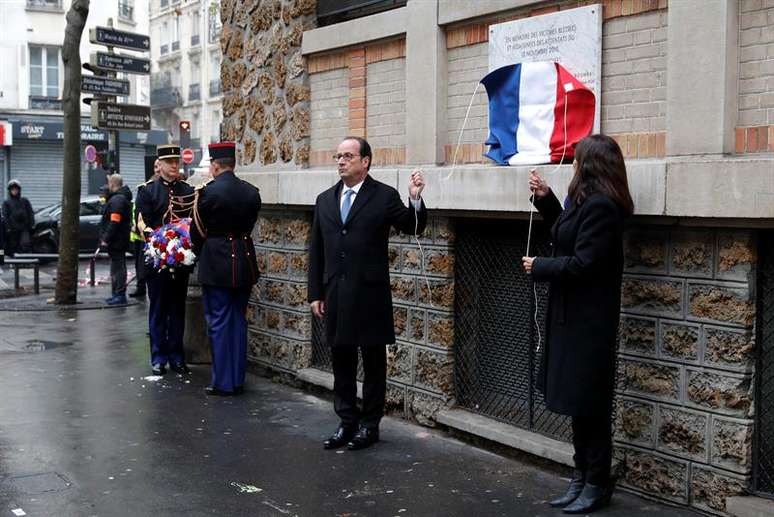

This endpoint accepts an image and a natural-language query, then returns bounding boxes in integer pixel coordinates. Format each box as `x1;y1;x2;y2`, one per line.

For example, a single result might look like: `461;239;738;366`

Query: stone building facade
220;0;774;514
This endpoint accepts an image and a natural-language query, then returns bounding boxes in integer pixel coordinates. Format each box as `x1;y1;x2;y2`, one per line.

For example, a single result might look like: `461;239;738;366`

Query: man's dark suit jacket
308;175;427;347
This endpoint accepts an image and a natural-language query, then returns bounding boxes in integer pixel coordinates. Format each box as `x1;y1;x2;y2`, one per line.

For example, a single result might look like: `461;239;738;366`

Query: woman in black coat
522;134;633;514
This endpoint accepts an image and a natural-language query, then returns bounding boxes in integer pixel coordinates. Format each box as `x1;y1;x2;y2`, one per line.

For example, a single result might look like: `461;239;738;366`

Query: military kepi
209;142;236;161
157;144;181;160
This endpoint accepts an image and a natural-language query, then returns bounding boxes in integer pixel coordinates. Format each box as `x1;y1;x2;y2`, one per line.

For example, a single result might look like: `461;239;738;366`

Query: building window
118;0;134;22
192;114;200;140
171;16;180;51
29;45;60;98
208;4;221;44
211;109;220;142
26;0;63;11
160;0;168;9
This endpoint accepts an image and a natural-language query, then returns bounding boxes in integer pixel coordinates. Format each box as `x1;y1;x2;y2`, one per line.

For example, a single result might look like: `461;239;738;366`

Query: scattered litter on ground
415;432;430;439
12;509;26;516
143;376;163;382
230;482;262;494
262;500;290;514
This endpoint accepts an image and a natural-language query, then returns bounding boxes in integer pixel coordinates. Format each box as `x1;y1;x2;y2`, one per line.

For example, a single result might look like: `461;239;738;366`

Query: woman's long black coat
532;190;624;417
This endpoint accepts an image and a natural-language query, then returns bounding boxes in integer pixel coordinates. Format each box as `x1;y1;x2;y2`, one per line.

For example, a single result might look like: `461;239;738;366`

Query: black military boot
562;482;614;514
549;470;585;508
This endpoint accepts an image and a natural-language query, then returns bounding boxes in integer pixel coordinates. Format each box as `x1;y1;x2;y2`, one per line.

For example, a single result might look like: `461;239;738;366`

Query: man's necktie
340;189;354;223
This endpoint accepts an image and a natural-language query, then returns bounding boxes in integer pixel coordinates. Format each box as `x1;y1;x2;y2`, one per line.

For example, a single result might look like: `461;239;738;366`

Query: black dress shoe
562;482;613;514
151;364;166;375
205;385;234;396
169;363;191;374
347;426;380;450
323;426;356;450
129;289;146;298
549;470;585;508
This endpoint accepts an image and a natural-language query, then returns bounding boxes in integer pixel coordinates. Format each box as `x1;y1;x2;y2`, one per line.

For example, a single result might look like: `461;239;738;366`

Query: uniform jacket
531;189;625;417
190;170;261;288
2;195;34;233
135;176;194;231
308;175;427;347
100;185;132;252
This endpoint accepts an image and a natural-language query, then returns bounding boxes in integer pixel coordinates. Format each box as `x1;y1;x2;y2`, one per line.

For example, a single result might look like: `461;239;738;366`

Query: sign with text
90;27;150;52
489;4;602;132
81;75;131;96
91;102;151;131
91;51;151;75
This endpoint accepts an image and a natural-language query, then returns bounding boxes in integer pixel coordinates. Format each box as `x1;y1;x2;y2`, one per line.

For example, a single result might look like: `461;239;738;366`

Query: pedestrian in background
100;174;132;306
2;179;34;257
308;136;427;451
522;134;633;514
191;142;261;396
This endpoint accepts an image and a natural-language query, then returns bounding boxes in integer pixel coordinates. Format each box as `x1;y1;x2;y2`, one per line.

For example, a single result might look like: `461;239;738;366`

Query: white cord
443;83;481;182
529;85;571;354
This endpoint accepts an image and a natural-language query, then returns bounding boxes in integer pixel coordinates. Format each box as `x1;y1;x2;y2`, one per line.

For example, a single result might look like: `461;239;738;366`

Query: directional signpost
85;21;152;175
91;102;151;131
91;51;151;75
90;26;150;52
81;76;131;96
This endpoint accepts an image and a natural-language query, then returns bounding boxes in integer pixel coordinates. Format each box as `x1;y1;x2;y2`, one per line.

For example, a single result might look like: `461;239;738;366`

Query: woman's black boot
549;470;585;508
562;481;613;514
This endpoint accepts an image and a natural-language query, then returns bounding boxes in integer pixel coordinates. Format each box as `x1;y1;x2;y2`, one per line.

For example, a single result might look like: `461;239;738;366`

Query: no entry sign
182;148;195;164
84;144;97;163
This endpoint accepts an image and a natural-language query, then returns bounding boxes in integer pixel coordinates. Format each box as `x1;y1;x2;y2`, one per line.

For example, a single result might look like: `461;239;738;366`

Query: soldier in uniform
135;145;194;376
190;142;261;396
130;156;160;299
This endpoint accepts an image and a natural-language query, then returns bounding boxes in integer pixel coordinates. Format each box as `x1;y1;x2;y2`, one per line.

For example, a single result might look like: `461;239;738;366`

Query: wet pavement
0;304;696;516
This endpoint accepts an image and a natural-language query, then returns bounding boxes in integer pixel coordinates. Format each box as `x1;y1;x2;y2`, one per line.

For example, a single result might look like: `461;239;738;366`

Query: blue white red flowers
144;218;196;271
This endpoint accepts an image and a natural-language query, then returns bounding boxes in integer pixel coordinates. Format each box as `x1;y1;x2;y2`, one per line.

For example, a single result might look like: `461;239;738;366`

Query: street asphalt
0;296;696;516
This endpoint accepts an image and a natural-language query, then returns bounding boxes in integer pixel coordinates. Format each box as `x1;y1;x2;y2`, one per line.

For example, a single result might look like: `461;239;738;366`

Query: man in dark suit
135;145;194;376
191;142;261;396
308;136;427;450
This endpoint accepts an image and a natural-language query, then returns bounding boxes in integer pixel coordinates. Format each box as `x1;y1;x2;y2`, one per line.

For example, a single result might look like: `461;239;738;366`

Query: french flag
481;62;596;165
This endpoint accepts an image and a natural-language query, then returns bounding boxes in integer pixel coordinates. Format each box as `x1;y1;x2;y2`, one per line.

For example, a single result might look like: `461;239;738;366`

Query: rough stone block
414;348;453;395
264;307;282;331
624;228;668;273
385;383;407;414
285;218;311;248
657;406;708;461
418;279;455;310
393;306;408;338
690;466;748;513
283;311;312;340
686;370;752;417
390;276;417;303
288;252;309;278
292;340;313;370
388;246;400;271
255;248;268;274
248;332;293;369
407;390;446;427
245;303;257;327
263;280;286;305
660;322;699;362
615;399;655;447
267;251;288;275
688;282;754;326
257;216;283;245
621;277;683;317
427;312;455;349
285;282;308;309
711;417;753;473
702;327;755;370
408;309;426;343
619;447;688;503
670;229;714;278
434;218;456;245
387;343;412;384
619;359;680;401
618;316;657;356
716;231;756;282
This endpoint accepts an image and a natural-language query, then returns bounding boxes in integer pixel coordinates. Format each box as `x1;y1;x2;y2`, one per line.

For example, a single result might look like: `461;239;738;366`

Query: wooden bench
5;258;40;294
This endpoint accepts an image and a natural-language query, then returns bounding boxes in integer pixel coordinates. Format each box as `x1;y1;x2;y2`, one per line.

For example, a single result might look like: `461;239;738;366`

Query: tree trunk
55;0;89;305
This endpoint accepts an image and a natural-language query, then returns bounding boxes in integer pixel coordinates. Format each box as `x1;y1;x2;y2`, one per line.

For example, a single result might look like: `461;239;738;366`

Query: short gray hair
107;174;123;187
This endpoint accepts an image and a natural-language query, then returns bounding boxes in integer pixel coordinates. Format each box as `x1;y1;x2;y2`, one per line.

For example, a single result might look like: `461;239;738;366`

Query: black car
32;196;107;253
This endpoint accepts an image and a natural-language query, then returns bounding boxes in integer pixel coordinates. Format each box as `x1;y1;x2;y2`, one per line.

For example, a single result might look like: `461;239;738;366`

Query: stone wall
219;0;315;169
615;226;756;514
444;0;668;163
735;0;774;153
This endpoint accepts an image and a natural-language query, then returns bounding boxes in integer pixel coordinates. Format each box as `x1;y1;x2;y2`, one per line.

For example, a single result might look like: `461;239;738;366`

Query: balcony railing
150;86;182;109
209;79;221;97
26;0;63;11
189;83;200;102
118;1;134;22
191;34;200;47
29;96;62;110
171;41;180;52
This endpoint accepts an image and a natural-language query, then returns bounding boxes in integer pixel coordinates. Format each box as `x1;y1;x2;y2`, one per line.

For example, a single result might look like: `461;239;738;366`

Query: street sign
90;26;150;52
91;102;151;131
91;51;150;75
182;148;195;164
81;75;131;96
84;144;97;163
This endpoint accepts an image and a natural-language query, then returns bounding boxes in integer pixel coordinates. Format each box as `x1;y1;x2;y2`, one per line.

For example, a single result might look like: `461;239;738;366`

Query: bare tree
55;0;90;304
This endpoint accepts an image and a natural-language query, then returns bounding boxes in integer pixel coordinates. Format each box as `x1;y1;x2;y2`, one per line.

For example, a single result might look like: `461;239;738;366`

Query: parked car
32;196;107;254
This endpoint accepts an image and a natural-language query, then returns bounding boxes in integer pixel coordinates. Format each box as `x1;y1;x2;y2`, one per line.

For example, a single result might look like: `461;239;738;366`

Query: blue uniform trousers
202;285;251;392
147;269;189;366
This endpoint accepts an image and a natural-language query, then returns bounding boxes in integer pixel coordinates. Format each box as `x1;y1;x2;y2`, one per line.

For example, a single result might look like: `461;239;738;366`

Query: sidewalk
0;303;695;516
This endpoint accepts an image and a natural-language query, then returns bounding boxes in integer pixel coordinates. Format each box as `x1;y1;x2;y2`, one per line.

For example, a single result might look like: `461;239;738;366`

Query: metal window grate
755;231;774;497
453;218;572;442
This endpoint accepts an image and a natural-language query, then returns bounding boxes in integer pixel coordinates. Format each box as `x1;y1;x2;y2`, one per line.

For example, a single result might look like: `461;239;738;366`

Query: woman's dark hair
344;136;372;171
567;134;634;216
